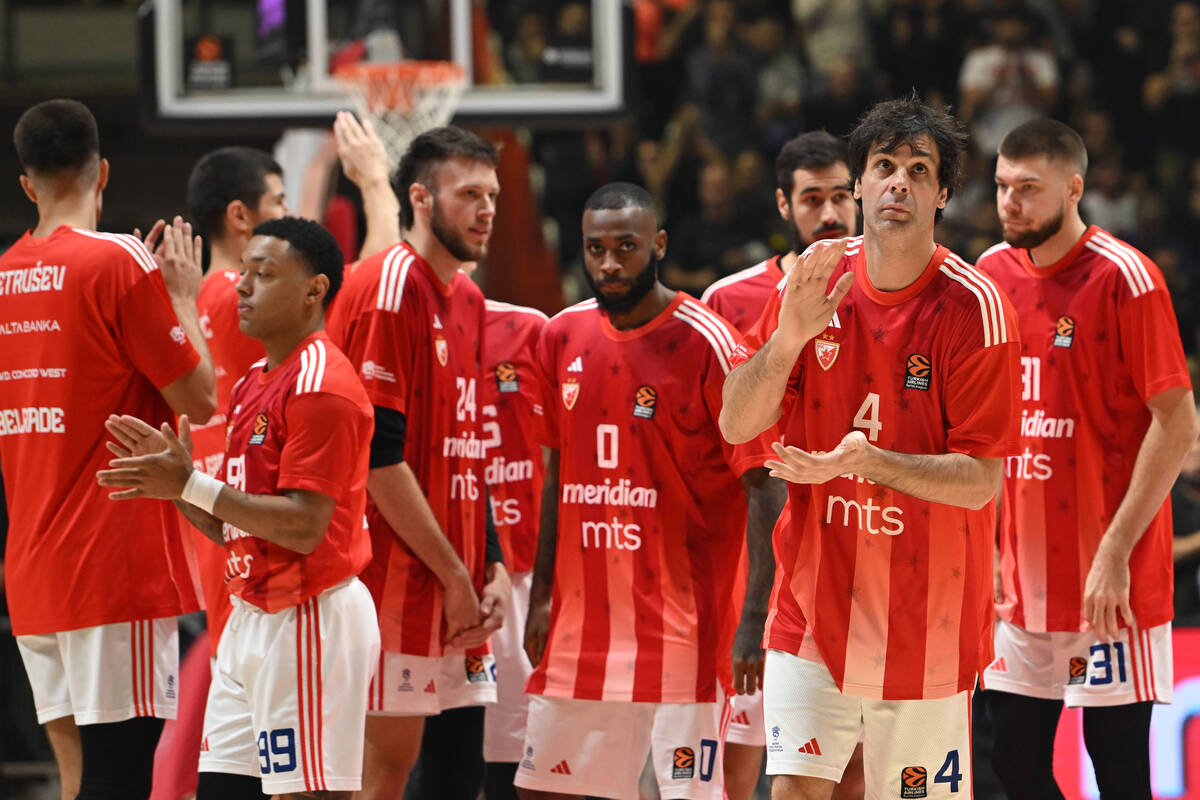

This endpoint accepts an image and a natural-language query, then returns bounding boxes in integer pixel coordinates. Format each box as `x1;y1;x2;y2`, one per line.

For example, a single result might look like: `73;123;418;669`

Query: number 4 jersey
733;237;1022;700
529;292;775;704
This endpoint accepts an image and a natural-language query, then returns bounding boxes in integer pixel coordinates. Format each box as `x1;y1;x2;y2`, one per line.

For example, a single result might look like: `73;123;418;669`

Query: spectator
686;0;758;157
505;11;548;83
791;0;884;79
959;8;1059;154
1080;156;1141;239
748;16;808;155
806;56;878;138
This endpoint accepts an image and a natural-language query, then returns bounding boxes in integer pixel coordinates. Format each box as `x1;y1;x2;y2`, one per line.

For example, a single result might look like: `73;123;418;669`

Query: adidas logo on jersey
424;680;436;693
567;356;583;373
799;738;822;755
433;314;443;329
550;760;572;775
990;657;1008;673
732;711;752;726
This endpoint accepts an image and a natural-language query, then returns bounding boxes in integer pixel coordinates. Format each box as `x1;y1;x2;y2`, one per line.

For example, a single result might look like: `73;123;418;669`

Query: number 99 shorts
983;617;1173;706
197;578;380;795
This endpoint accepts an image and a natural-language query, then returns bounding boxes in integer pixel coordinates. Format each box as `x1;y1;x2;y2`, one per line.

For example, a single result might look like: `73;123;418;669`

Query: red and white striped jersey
701;255;785;335
327;243;489;657
0;226;201;635
528;292;773;703
191;266;265;652
220;332;373;612
978;226;1191;633
482;300;548;574
734;236;1022;700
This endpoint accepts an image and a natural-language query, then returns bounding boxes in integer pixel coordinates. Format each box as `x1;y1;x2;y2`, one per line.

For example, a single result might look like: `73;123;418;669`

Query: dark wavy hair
392;126;499;228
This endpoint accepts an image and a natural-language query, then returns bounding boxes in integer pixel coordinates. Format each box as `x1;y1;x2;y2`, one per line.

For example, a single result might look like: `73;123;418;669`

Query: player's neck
209;235;248;275
262;317;324;370
406;226;466;287
1026;212;1088;268
862;229;937;292
605;283;675;331
32;195;98;237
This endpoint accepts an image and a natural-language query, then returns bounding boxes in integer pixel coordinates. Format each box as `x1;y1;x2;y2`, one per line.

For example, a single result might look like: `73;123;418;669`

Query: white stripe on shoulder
484;299;550;321
945;253;1008;345
296;340;328;394
72;229;158;274
938;259;1004;348
673;308;731;374
679;298;738;354
384;247;415;312
375;245;403;310
552;299;599;319
701;261;770;303
977;241;1012;262
1083;239;1147;297
1092;231;1154;296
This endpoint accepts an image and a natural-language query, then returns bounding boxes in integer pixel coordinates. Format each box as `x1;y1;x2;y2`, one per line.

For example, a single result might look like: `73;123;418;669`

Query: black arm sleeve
485;487;504;565
369;407;406;468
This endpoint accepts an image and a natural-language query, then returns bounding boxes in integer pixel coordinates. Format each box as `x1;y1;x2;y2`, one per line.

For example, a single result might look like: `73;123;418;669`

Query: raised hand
774;238;853;352
334;110;390;189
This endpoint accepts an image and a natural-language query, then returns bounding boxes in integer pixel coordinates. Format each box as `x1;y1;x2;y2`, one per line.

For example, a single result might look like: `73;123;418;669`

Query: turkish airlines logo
633;385;657;419
1054;315;1075;348
495;361;518;393
904;353;931;391
249;412;268;445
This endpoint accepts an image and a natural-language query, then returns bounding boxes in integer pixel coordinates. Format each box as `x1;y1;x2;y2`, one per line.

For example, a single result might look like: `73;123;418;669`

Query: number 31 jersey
734;237;1021;700
529;292;773;704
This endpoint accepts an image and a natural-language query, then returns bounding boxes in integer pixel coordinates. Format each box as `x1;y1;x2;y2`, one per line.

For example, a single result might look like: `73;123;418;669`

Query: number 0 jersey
978;226;1191;633
529;292;773;704
734;237;1021;700
328;243;488;657
220;332;373;612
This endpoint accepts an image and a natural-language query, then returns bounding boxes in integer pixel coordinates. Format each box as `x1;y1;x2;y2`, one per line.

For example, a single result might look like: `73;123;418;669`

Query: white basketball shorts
484;569;534;762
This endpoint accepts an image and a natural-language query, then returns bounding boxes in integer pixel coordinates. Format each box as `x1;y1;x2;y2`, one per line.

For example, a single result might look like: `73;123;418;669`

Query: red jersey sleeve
532;324;560;448
702;343;776;475
115;269;200;389
351;309;411;414
277;392;370;499
729;286;804;414
1117;286;1192;401
944;303;1021;458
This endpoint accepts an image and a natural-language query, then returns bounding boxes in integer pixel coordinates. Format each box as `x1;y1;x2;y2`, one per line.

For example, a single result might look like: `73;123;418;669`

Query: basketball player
701;130;861;800
978;119;1197;799
0;98;216;799
479;296;549;800
514;182;785;800
98;216;379;799
328;126;510;799
720;96;1021;799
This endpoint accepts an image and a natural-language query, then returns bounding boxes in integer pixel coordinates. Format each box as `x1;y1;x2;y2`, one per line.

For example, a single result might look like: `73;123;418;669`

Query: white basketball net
335;62;468;169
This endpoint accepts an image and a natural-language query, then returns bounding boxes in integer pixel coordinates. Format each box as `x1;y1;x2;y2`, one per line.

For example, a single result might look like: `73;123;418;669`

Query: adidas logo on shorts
550;760;572;775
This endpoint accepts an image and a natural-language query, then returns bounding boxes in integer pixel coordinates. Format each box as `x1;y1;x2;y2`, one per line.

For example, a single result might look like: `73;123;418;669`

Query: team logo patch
495;361;519;393
1068;655;1088;685
901;766;928;798
465;655;489;683
768;726;783;753
814;335;840;370
1054;315;1075;348
249;412;269;445
399;667;413;693
672;747;695;779
633;384;657;419
904;353;931;391
520;746;536;771
434;335;449;366
562;379;580;410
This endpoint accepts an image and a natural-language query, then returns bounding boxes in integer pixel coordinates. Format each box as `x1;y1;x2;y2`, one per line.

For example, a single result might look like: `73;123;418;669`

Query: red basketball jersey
327;243;488;656
527;292;773;703
735;236;1021;700
0;226;201;635
701;255;786;335
220;332;373;612
977;226;1191;633
482;300;548;574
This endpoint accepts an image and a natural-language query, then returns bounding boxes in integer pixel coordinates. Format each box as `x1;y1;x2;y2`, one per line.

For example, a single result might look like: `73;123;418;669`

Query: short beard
431;195;486;263
583;254;660;313
1004;205;1065;250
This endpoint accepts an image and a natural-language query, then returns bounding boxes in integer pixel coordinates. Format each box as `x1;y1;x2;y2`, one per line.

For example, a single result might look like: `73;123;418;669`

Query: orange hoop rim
332;60;466;86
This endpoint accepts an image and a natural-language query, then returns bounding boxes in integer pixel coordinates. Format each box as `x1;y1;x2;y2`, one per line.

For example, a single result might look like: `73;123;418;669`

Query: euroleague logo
900;765;928;798
1054;314;1076;348
1068;655;1088;685
672;747;695;779
495;361;519;393
633;384;657;419
249;412;269;445
465;655;489;684
904;353;931;391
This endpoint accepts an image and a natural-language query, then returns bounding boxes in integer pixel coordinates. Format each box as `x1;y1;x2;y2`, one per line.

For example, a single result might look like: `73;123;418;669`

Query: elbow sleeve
369;407;406;469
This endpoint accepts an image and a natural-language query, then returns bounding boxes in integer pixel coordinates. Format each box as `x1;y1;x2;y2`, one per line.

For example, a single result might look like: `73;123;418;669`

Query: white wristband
181;470;223;514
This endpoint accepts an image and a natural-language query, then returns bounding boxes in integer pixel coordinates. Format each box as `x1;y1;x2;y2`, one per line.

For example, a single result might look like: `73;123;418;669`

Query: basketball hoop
334;61;468;168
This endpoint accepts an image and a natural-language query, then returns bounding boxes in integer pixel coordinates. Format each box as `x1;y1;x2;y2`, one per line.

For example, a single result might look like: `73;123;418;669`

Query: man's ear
96;158;109;192
1066;173;1085;205
654;229;668;261
776;188;790;221
853;178;862;200
18;174;37;205
308;273;330;307
225;199;252;235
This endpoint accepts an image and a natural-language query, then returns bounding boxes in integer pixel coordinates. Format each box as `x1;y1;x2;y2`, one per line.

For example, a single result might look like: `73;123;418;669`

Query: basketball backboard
140;0;628;128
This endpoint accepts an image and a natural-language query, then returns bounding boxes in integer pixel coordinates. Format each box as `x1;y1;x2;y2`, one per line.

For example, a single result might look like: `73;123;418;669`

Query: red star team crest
562;379;580;410
434;335;449;366
814;335;839;370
